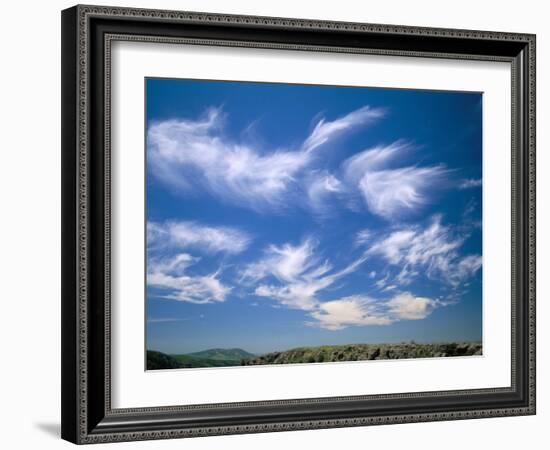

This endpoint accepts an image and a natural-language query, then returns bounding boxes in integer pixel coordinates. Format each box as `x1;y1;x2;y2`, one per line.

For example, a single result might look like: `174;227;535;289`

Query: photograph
145;78;484;370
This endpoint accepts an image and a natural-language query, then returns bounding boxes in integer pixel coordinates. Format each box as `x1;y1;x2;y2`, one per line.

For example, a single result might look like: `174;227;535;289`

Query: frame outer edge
527;34;536;414
64;4;537;444
61;5;80;445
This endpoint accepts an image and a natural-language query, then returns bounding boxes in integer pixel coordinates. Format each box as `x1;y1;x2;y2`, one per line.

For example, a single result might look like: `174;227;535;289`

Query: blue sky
145;78;482;355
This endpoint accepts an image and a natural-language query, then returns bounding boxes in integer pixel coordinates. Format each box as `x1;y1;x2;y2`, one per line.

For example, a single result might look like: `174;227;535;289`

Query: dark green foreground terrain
242;342;482;366
147;342;481;370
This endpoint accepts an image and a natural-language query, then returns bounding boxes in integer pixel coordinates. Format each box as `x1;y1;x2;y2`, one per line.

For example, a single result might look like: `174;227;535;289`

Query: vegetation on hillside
187;348;255;361
147;348;255;370
242;342;482;366
147;342;482;370
146;350;185;370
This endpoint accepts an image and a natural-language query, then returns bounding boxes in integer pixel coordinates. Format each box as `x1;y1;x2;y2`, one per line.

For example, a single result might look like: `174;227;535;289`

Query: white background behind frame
111;40;512;409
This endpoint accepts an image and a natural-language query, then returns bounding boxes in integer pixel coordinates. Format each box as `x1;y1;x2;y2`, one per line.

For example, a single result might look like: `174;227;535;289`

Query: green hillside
146;350;184;370
242;342;482;366
148;343;481;370
170;353;241;368
187;348;256;361
146;348;256;370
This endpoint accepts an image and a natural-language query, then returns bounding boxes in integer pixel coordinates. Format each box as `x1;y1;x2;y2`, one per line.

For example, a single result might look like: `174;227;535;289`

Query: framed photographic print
61;4;536;444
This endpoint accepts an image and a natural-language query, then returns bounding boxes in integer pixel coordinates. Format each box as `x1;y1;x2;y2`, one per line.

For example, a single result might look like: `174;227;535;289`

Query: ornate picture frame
61;4;535;444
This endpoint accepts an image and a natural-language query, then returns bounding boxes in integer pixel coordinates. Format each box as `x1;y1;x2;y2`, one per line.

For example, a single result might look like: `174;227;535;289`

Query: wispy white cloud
244;238;367;311
450;255;483;286
366;215;481;288
358;165;448;220
302;106;386;153
147;253;230;304
241;239;321;284
148;220;251;254
305;171;344;214
383;284;398;292
342;141;450;220
148;108;309;209
375;273;390;289
343;140;411;182
148;105;382;210
241;237;445;330
355;229;371;246
147;316;202;323
459;178;482;189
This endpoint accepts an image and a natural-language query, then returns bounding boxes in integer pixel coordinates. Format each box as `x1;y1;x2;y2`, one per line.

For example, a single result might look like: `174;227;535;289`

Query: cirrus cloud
244;238;367;311
147;253;230;304
148;105;384;211
365;215;481;288
148;220;251;254
241;237;447;330
302;106;386;153
459;178;482;189
342;141;451;220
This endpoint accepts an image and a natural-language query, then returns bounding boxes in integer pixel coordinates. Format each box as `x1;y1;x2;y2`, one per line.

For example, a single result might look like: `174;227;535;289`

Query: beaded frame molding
61;4;536;444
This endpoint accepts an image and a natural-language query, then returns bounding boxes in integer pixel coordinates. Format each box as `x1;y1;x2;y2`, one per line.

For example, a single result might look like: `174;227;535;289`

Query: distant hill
146;350;184;370
170;353;241;368
188;348;256;361
242;342;482;366
146;348;256;370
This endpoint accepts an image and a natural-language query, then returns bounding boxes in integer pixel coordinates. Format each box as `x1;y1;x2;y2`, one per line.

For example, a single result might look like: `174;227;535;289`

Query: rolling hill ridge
147;342;482;370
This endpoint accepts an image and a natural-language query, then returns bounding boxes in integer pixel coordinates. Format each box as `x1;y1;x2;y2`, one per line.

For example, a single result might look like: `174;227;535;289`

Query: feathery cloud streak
147;106;385;211
459;178;482;189
146;221;250;304
302;106;386;152
148;220;251;254
242;238;445;330
342;141;450;220
147;253;230;304
366;215;482;287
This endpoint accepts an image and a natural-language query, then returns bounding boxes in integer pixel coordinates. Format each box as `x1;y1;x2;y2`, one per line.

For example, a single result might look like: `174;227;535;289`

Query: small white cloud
309;292;441;330
343;140;412;183
148;220;251;254
382;285;397;292
342;141;450;220
147;253;230;304
254;283;321;311
375;273;390;289
302;106;386;153
386;292;437;320
459;178;482;189
310;296;393;330
306;171;344;213
451;255;483;285
147;317;188;323
355;229;371;246
242;239;321;284
358;165;448;220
